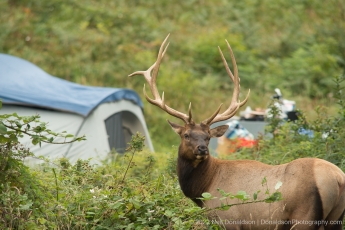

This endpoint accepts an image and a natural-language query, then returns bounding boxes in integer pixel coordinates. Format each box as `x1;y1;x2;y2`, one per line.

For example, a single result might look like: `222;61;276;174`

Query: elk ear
210;125;229;138
167;120;184;135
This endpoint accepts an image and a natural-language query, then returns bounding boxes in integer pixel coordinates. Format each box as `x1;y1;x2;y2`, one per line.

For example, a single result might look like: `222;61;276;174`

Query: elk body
129;35;345;229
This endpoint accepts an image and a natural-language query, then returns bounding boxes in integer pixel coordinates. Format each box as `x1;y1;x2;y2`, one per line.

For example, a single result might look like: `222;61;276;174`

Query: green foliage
0;110;284;229
0;127;218;229
235;75;345;171
198;178;282;212
1;0;344;149
0;110;198;229
0;109;85;229
0;113;85;146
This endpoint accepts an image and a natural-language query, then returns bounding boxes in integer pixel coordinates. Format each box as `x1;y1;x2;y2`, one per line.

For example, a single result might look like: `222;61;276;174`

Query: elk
129;34;345;229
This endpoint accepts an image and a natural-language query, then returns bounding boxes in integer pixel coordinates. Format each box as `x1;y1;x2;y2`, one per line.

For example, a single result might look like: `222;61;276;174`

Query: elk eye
184;134;189;139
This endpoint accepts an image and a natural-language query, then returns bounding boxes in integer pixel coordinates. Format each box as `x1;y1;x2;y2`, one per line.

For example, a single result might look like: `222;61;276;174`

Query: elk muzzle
195;145;209;160
198;145;208;154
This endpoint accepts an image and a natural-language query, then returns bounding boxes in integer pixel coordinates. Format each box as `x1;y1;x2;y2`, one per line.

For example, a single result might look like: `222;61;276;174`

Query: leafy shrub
0;103;85;229
0;107;214;229
234;75;345;171
0;104;283;229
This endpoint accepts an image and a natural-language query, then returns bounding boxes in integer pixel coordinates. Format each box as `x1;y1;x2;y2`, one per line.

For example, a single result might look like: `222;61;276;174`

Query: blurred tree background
1;0;344;151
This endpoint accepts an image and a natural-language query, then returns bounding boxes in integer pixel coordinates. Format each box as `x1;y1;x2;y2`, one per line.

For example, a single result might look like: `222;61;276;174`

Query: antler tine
188;102;194;124
202;40;250;125
128;34;193;124
151;34;170;84
128;35;170;87
220;42;235;82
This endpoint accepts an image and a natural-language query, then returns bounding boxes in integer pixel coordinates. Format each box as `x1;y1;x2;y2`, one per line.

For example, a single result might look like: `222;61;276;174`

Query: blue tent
0;54;143;117
0;54;153;164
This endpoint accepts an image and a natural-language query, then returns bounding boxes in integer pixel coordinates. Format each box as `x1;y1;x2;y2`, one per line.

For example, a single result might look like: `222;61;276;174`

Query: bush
0;105;84;229
0;108;214;229
0;107;282;229
233;75;345;171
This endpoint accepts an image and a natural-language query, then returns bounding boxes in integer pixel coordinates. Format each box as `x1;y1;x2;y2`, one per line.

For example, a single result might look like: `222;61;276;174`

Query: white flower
90;189;95;193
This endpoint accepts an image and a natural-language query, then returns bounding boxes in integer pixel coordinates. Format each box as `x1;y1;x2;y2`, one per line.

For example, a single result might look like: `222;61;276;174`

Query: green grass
1;0;344;150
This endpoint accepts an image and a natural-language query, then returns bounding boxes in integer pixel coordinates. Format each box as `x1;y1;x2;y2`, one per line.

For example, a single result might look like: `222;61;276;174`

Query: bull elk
129;34;345;229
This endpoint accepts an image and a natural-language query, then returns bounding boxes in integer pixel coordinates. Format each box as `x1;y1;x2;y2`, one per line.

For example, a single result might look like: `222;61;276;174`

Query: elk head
129;34;250;166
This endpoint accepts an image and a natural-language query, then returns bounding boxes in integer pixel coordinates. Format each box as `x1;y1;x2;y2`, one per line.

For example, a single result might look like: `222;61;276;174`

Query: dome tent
0;53;154;165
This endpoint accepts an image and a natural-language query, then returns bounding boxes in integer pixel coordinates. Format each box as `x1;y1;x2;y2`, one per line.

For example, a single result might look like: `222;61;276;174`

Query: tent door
104;112;132;153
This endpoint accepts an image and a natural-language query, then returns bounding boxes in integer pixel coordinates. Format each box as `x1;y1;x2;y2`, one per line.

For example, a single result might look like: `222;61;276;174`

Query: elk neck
177;147;218;207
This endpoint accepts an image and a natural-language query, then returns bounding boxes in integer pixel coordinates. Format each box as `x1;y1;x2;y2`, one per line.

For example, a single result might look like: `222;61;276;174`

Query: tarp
0;53;143;117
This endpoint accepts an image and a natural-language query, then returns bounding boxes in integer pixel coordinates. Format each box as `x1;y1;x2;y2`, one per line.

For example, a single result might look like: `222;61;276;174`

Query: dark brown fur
177;151;217;206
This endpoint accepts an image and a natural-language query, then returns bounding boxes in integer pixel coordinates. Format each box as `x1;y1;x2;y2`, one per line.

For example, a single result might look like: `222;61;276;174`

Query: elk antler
128;34;194;124
202;40;250;126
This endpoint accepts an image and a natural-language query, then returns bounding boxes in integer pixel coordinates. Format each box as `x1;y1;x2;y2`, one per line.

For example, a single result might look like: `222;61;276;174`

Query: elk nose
198;145;208;154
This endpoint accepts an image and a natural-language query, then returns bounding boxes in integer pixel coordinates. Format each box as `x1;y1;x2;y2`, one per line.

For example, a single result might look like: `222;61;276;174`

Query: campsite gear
224;120;254;140
240;88;297;121
266;88;296;120
216;120;257;155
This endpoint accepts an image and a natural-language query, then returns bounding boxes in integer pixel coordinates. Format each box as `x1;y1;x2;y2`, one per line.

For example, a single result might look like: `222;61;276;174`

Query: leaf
164;210;173;217
234;191;250;201
19;201;33;210
131;199;141;209
37;218;47;225
253;191;259;201
202;192;212;199
15;121;22;128
265;192;283;203
78;136;87;141
0;136;9;143
32;136;40;145
219;202;230;211
275;181;283;190
184;207;202;213
9;134;18;142
125;223;134;230
33;126;42;133
46;129;57;135
218;188;226;197
217;188;232;198
200;192;216;200
0;123;7;134
110;201;123;210
261;177;267;185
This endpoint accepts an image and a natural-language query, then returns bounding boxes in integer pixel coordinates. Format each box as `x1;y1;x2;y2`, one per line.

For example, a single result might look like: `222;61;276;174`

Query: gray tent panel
105;112;126;154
